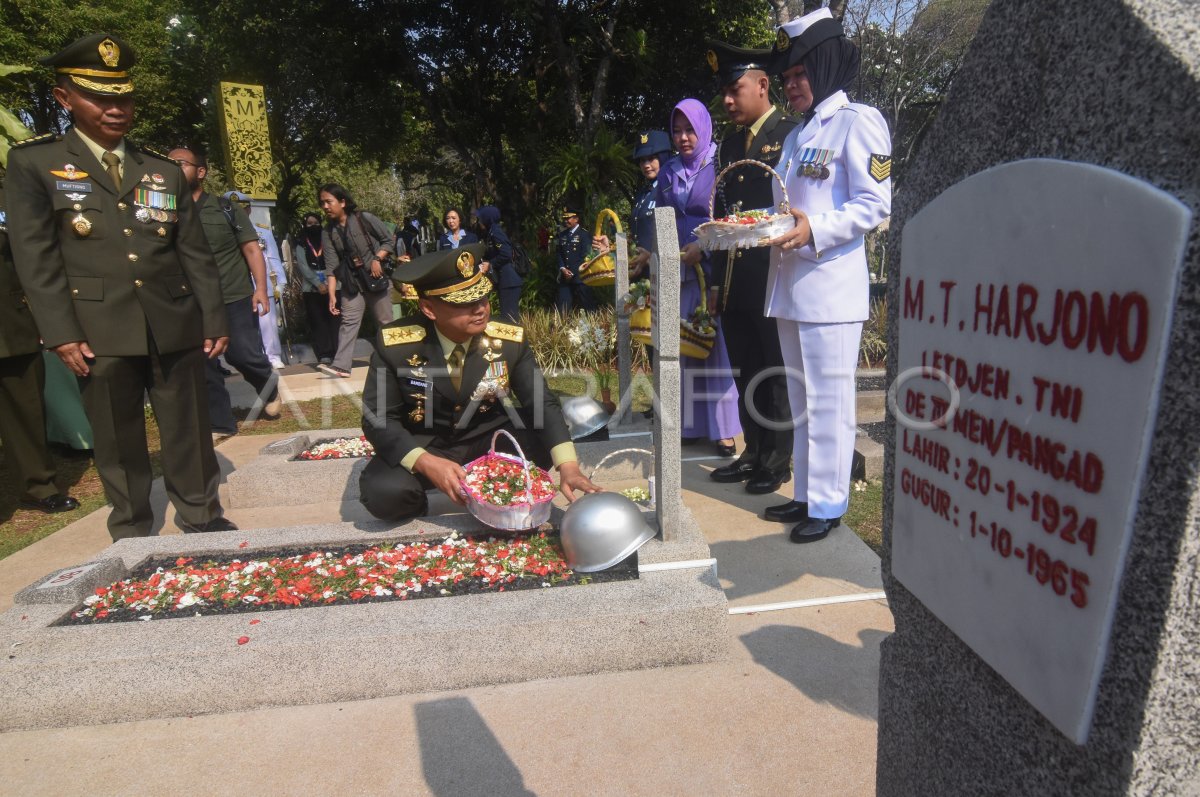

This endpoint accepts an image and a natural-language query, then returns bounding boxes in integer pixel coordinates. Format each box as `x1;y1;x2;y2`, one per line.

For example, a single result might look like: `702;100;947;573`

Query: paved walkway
0;353;891;796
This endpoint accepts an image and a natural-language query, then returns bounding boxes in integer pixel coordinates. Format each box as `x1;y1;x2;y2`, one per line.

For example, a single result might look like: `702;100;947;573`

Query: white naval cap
772;7;844;72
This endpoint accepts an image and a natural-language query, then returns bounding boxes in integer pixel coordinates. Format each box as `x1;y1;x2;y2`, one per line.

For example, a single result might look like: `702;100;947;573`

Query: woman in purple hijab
654;98;741;456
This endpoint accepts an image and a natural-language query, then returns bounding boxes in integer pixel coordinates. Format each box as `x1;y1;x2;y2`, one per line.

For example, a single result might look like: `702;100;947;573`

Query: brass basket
680;260;716;360
579;208;622;287
693;159;793;251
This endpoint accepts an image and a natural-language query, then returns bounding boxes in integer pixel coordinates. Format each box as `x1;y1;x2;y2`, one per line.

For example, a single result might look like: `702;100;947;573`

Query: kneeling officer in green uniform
360;243;601;521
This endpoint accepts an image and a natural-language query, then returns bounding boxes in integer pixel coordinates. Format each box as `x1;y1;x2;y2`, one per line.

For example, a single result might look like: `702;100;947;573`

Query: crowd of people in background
3;8;889;547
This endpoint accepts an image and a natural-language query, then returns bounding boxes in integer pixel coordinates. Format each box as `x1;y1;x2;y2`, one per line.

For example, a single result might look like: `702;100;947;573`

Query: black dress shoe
715;442;736;458
746;467;791;495
790;516;841;543
180;517;240;534
710;460;757;483
764;500;808;523
19;494;80;514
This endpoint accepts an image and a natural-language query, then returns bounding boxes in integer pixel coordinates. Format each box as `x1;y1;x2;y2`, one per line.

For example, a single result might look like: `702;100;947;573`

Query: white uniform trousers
777;319;862;519
258;301;284;366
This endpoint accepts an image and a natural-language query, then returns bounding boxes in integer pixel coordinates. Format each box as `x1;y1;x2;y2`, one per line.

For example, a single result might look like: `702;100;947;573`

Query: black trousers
721;309;793;473
555;278;595;313
206;296;279;434
302;290;339;361
0;351;57;500
359;426;554;523
83;342;222;540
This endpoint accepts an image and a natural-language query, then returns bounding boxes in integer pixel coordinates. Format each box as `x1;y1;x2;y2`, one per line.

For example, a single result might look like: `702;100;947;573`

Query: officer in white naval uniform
764;8;892;542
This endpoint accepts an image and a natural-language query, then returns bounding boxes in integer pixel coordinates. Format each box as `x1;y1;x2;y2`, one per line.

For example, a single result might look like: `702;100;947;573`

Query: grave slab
878;0;1200;792
0;497;725;731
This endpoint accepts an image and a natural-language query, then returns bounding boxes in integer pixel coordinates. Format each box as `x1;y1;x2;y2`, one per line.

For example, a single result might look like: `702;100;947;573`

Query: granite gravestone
879;1;1200;793
891;159;1188;743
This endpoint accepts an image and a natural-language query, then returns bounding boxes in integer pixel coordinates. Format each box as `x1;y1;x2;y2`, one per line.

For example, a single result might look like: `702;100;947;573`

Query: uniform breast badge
71;213;93;237
795;148;834;180
133;187;177;223
406;353;429;378
480;338;501;362
51;164;88;180
471;360;511;402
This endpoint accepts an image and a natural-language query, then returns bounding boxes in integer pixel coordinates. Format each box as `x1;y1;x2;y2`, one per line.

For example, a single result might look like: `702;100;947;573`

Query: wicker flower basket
462;430;555;531
579;208;622;287
692;159;793;251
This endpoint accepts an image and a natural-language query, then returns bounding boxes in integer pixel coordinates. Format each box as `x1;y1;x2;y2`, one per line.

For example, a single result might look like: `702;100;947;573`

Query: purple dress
654;157;742;442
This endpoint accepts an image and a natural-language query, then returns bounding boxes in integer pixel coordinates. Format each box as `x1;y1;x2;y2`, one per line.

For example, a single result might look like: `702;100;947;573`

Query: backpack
509;239;532;277
217;194;243;233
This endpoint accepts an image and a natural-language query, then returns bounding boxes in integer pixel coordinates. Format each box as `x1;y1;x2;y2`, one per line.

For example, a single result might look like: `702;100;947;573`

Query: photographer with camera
316;183;396;378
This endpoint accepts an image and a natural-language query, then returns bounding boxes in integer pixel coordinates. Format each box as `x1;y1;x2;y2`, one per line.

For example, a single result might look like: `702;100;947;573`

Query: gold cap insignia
456;251;475;278
775;29;791;52
640;133;648;144
706;50;718;73
99;38;120;68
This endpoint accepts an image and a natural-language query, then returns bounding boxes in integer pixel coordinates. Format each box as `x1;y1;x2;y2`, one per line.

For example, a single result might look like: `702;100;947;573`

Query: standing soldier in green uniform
0;186;80;514
706;40;798;497
5;34;234;539
359;243;602;522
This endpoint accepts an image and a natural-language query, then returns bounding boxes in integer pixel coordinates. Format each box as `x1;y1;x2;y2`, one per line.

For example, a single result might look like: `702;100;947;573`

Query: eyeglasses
171;158;200;168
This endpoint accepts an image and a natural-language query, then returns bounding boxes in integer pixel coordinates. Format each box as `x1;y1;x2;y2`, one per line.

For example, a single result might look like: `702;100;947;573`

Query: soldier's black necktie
101;151;121;193
448;344;465;392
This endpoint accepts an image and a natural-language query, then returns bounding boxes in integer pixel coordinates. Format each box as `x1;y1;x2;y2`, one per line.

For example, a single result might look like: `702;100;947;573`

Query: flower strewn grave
295;435;375;460
65;532;638;625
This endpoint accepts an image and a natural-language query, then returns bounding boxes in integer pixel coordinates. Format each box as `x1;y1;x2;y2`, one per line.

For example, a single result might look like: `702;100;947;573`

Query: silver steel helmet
560;492;656;572
559;395;611;440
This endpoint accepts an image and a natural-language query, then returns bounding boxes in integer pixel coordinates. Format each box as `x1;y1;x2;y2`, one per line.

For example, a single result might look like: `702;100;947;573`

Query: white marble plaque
892;159;1190;743
37;563;101;590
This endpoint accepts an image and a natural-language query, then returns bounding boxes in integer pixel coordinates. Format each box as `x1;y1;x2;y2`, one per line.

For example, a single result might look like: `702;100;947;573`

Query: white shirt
765;90;892;323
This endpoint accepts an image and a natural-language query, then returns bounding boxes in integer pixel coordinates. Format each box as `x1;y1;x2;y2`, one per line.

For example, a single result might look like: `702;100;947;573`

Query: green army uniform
0;186;77;511
359;244;574;522
5;34;229;539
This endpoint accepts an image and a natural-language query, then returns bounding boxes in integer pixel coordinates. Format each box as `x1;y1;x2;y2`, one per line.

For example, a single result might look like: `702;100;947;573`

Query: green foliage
541;126;640;213
847;0;988;182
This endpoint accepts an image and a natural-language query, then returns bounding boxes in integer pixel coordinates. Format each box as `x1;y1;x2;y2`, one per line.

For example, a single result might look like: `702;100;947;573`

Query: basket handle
588;447;653;481
708;158;791;220
581;208;623;276
489;429;536;507
594;207;623;236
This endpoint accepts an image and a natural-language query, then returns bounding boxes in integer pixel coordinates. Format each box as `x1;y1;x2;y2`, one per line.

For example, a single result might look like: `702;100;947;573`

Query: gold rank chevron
869;154;892;183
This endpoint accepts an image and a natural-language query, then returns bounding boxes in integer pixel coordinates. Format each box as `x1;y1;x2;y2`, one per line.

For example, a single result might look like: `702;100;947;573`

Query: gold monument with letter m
217;81;276;200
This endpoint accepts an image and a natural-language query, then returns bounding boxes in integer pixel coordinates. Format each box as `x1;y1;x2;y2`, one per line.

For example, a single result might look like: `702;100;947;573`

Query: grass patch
844;479;884;555
0;395;366;562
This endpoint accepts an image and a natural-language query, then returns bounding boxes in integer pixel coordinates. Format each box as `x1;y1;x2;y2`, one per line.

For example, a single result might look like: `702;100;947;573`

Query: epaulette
135;142;171;160
485;320;524;343
11;132;57;149
381;324;426;347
